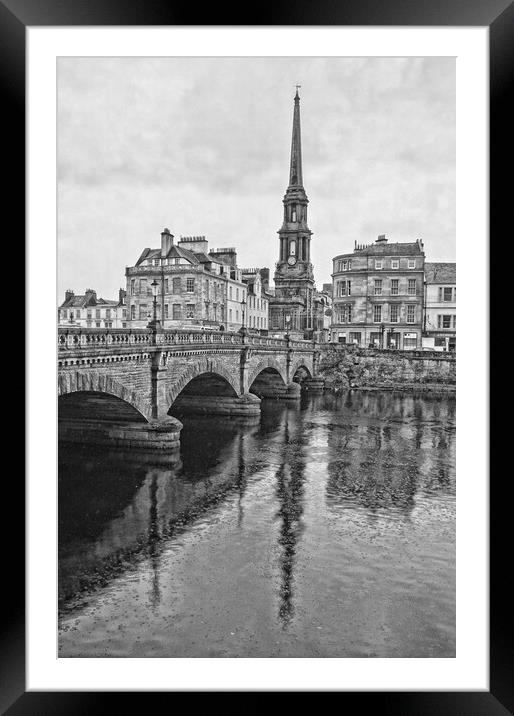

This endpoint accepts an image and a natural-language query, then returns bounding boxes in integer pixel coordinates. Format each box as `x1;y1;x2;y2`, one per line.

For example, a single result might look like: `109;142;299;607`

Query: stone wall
319;346;455;392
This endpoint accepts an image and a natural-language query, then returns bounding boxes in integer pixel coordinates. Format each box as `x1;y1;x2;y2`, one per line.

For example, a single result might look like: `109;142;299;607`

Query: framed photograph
4;0;508;710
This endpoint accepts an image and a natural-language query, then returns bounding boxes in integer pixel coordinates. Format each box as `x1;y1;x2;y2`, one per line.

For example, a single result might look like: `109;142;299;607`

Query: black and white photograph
56;55;458;660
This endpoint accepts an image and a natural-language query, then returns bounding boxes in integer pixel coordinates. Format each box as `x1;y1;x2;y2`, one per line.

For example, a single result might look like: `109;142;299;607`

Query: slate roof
354;241;424;256
60;293;120;309
424;262;456;284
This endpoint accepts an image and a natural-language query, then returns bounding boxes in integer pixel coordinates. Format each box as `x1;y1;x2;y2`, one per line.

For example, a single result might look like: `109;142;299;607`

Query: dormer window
375;260;383;270
408;259;416;269
391;259;399;269
153;259;160;266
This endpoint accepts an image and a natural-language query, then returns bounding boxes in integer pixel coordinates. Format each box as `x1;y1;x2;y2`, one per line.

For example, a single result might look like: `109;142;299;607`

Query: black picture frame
4;0;509;711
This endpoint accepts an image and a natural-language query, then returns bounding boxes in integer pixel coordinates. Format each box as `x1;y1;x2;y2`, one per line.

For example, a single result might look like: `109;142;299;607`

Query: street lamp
148;279;160;331
240;296;246;334
380;322;385;349
284;312;291;340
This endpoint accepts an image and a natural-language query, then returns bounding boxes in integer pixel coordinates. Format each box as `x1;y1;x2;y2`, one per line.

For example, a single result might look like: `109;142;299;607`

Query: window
164;278;169;293
186;304;195;318
374;279;382;296
404;335;417;349
438;314;453;329
186;277;195;292
140;279;147;294
373;305;382;323
375;260;383;270
139;304;147;320
172;304;181;320
95;309;100;318
122;309;127;318
87;310;92;319
172;277;181;293
130;279;135;294
105;322;113;328
408;259;416;269
130;305;136;320
174;258;180;265
236;288;239;301
122;323;127;328
86;321;92;327
229;308;233;322
153;259;160;266
391;279;399;295
390;304;399;323
96;321;101;328
349;332;361;345
453;315;456;329
408;279;416;295
106;308;111;319
62;309;67;319
76;310;81;318
443;287;453;302
229;286;233;299
391;259;399;269
407;305;415;323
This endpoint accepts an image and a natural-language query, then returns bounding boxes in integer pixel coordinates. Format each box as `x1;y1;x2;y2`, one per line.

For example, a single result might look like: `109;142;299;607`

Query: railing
58;326;314;352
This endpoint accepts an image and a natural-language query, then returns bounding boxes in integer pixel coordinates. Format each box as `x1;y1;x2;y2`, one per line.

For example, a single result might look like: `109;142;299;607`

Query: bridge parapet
58;327;314;354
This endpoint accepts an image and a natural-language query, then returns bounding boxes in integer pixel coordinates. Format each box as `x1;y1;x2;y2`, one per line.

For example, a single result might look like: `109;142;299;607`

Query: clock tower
271;87;316;338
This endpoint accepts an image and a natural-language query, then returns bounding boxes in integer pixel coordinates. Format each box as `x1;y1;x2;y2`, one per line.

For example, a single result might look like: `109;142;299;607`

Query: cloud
58;56;455;297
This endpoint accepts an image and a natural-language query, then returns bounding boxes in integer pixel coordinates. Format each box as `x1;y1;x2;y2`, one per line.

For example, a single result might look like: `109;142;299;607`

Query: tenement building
58;288;127;328
269;88;326;340
240;268;271;333
331;235;425;349
125;230;251;331
422;262;456;351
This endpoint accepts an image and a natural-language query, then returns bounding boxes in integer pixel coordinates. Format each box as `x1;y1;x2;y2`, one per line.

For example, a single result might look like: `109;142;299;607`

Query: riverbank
318;347;456;393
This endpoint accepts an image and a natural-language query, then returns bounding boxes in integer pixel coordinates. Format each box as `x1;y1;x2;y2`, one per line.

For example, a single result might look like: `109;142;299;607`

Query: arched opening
169;372;244;418
249;368;287;399
59;391;148;424
292;365;312;385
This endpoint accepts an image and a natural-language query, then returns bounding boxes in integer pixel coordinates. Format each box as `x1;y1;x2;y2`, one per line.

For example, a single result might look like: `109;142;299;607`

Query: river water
58;391;455;658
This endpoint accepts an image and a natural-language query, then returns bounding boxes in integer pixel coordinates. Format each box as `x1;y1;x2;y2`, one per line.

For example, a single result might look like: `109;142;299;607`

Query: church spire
288;86;303;188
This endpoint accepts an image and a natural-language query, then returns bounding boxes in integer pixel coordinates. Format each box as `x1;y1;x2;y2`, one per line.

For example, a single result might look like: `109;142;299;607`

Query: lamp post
240;296;247;336
284;312;291;341
380;322;385;349
148;279;161;333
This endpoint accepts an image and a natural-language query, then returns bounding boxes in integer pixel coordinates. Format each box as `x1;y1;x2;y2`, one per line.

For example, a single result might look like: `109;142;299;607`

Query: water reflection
274;410;306;627
59;391;455;658
324;391;455;515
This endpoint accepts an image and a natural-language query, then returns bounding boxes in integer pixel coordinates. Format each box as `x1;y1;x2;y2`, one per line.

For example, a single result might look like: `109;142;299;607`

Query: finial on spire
289;86;303;187
295;84;301;100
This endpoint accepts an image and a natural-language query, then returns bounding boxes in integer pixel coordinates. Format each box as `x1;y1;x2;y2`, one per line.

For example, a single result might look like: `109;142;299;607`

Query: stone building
330;235;425;349
269;88;326;340
58;288;127;328
422;262;456;351
240;268;271;333
125;230;249;331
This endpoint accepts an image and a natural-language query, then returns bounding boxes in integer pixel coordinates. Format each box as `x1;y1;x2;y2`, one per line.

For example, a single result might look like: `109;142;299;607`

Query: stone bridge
58;327;324;450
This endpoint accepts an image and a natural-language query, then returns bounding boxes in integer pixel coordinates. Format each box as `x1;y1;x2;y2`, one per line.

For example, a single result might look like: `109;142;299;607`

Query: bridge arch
290;358;313;383
165;358;240;408
247;357;288;392
58;370;152;421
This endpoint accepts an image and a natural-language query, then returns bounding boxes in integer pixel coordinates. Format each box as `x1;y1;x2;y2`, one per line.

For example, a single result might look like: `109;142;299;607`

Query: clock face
287;256;297;266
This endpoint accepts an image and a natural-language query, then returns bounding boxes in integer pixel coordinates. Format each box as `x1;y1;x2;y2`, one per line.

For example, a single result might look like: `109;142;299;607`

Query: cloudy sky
58;56;455;299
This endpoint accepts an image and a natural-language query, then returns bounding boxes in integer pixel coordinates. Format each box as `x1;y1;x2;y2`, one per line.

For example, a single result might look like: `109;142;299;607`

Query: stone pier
58;415;183;450
170;392;261;417
302;377;325;392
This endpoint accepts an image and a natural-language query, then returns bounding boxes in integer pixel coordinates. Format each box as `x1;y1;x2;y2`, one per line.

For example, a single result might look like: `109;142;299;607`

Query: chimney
119;287;126;303
65;289;74;302
376;234;387;243
161;227;174;257
85;288;97;301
